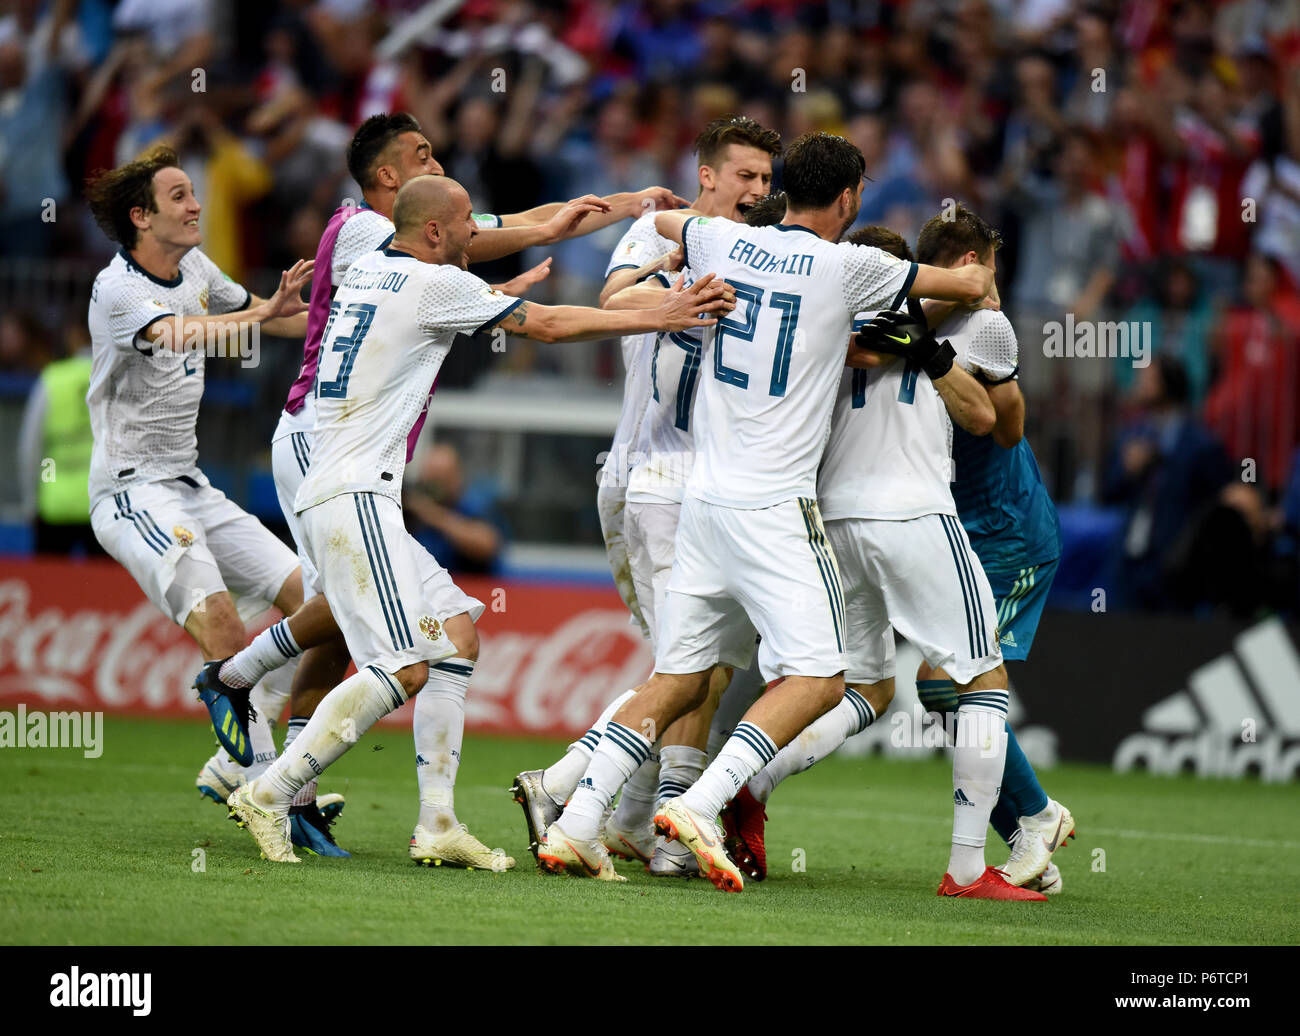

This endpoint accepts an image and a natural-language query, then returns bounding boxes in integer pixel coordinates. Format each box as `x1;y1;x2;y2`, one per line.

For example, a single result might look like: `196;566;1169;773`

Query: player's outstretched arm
908;262;993;307
145;259;314;349
598;249;684;307
467;197;611;263
491;274;732;344
506;186;688;237
653;209;703;246
605;272;734;313
491;257;553;297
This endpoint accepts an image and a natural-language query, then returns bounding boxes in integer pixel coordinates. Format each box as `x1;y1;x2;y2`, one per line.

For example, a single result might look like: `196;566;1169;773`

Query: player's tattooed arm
499;301;533;337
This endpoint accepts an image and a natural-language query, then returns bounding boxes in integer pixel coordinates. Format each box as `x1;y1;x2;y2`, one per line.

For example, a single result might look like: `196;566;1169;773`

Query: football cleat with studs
227;785;299;864
290;801;350;858
1001;799;1075;886
937;866;1047;900
194;659;256;766
537;821;625;881
654;798;743;893
196;754;246;805
509;769;562;861
410;823;515;871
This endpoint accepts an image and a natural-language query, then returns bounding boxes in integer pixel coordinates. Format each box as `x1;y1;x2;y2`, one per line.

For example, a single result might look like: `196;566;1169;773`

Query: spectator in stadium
1203;252;1300;494
1117;258;1217;405
1102;355;1235;610
404;443;508;576
0;35;70;258
17;335;101;556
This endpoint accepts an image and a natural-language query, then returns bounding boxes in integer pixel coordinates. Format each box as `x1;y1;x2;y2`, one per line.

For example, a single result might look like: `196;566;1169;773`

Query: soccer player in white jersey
711;218;1045;899
200;112;686;863
226;174;735;863
84;144;315;784
535;133;993;890
509;116;779;872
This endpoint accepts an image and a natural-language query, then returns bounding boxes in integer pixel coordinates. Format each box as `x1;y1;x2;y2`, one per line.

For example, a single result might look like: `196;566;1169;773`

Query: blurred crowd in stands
2;0;1300;614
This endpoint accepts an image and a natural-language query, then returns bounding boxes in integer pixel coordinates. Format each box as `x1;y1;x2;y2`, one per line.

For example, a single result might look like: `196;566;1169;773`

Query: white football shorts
597;482;648;637
826;514;1003;686
655;496;844;681
298;491;470;674
91;477;299;627
271;428;320;598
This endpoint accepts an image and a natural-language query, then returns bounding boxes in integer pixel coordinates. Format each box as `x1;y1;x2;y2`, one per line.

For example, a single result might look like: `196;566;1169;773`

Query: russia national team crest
173;526;194;547
419;616;442;641
198;286;209;312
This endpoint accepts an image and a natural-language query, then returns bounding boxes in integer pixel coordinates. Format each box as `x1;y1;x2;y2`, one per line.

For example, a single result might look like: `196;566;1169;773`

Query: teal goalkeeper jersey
951;428;1062;572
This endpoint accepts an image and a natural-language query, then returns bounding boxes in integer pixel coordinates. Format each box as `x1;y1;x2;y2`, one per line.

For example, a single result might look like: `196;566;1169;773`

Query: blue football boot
289;801;351;857
193;659;255;766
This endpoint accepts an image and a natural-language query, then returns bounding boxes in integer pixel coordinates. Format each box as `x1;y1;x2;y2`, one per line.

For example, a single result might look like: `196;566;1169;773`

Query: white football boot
1001;799;1075;886
1023;862;1063;895
410;823;515;871
227;784;299;864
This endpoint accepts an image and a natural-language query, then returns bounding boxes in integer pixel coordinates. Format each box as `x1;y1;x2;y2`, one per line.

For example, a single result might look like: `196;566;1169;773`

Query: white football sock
243;698;278;780
414;657;473;834
560;721;652;841
219;618;301;688
948;690;1010;886
256;666;408;808
251;656;297;732
610;753;659;831
748;687;875;803
282;716;318;808
705;666;765;761
681;721;777;819
656;744;706;807
541;688;636;803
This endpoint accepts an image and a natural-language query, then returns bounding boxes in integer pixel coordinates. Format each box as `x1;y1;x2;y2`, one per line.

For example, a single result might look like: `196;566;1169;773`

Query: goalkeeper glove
853;310;955;380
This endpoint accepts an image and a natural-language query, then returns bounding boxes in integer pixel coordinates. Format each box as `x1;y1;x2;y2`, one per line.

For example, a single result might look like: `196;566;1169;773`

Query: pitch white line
791;804;1300;850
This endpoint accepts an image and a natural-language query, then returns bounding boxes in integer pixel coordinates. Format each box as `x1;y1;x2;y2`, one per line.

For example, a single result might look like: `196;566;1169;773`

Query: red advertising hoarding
0;559;650;739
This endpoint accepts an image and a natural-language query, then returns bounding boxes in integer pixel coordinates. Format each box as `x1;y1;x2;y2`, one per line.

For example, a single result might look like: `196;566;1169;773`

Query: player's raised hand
546;194;612;242
494;257;552;296
657;272;736;331
630;186;692;215
854;309;956;379
263;259;315;320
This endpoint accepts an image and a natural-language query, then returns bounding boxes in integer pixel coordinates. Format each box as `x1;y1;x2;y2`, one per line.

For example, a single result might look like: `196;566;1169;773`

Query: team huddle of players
84;110;1072;899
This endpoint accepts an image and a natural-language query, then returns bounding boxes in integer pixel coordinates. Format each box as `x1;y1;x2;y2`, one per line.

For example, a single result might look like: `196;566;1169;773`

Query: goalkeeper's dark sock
998;722;1050;839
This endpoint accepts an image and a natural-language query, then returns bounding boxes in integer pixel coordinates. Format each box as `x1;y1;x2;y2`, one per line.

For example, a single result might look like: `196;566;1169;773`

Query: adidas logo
578;777;594;790
1000;630;1017;647
416;754;428;766
953;788;975;807
1114;617;1300;782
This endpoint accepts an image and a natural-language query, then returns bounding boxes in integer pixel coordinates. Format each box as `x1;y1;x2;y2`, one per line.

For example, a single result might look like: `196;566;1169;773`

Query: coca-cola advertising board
0;559;652;738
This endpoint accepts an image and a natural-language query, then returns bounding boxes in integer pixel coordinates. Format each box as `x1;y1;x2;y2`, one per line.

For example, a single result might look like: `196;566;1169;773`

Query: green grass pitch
3;717;1297;945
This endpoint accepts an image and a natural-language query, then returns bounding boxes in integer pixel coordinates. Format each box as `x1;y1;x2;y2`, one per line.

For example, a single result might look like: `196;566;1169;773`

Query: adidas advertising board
1016;612;1300;782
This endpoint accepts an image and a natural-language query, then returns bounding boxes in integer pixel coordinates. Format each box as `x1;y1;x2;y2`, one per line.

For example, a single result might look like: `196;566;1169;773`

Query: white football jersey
626;268;703;504
599;211;678;489
681;215;917;509
86;248;251;510
818;305;1018;522
294;248;520;512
